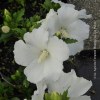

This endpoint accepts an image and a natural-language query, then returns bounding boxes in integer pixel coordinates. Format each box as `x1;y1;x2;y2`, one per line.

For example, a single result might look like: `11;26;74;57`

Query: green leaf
11;97;20;100
62;90;69;100
23;79;29;88
15;0;25;6
42;0;60;11
45;92;61;100
13;9;25;23
0;33;12;43
63;38;78;44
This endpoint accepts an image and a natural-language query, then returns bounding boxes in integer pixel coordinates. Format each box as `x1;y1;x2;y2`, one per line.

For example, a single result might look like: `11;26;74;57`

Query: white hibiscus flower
40;5;91;55
34;70;92;100
13;27;69;83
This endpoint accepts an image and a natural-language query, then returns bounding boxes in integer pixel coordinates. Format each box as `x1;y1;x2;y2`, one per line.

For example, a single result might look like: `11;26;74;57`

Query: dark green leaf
63;38;78;44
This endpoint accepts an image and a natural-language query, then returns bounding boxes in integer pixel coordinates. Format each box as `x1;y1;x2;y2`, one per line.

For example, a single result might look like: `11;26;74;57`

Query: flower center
55;28;70;38
38;50;49;63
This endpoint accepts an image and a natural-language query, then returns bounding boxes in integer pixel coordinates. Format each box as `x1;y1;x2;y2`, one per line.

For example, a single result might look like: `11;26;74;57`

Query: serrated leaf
62;90;69;100
13;9;25;23
63;38;78;44
42;0;60;11
45;92;61;100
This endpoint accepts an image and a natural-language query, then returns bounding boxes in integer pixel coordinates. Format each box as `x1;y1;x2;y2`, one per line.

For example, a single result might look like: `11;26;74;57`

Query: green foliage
63;38;78;44
12;8;25;23
45;91;70;100
0;8;41;43
41;0;60;11
8;0;25;6
0;68;34;100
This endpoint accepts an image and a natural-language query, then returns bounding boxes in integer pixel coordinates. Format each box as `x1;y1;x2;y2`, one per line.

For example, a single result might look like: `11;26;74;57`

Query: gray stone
69;0;100;50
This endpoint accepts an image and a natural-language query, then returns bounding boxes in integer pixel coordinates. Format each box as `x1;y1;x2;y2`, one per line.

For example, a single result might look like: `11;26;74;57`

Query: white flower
35;70;92;100
41;6;91;55
14;27;69;83
47;70;92;95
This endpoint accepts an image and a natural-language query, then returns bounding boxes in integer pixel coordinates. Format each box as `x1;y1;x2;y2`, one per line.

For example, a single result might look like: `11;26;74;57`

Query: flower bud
1;25;10;33
4;9;11;16
5;15;12;22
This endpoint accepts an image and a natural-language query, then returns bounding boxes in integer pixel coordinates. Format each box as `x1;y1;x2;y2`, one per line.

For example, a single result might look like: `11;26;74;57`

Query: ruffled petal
31;90;44;100
24;60;44;83
13;40;39;66
78;9;92;19
48;36;69;62
68;77;92;97
67;20;90;41
32;80;47;100
47;71;73;94
41;9;60;36
44;56;63;81
47;70;92;98
24;27;49;49
57;6;79;26
68;41;84;56
70;96;91;100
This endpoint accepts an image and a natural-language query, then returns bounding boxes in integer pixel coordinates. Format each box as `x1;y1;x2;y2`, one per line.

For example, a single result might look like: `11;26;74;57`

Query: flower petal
47;71;73;94
68;77;92;97
67;20;90;41
44;57;63;81
70;96;91;100
68;41;84;56
48;36;69;62
24;27;49;49
41;9;60;36
78;9;92;19
57;6;79;26
24;60;44;83
47;69;92;98
32;80;47;100
13;40;39;66
31;90;44;100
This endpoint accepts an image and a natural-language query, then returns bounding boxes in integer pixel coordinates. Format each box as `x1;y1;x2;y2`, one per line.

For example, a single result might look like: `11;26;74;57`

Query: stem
0;72;16;87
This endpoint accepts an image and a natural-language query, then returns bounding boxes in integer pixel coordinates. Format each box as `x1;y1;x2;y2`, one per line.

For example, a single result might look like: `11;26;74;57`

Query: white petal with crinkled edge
32;80;47;100
24;27;49;49
47;36;69;62
68;41;84;55
40;9;60;36
78;9;92;19
47;70;92;97
67;20;90;41
68;77;92;97
31;90;44;100
57;6;79;26
13;40;39;66
70;96;91;100
24;60;45;84
44;56;63;81
47;71;73;94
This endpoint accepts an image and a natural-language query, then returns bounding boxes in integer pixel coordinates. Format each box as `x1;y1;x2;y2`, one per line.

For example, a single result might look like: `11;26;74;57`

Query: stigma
38;50;49;63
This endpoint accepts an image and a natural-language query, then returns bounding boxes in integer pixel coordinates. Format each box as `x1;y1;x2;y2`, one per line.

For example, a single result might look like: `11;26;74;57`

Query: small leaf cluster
45;91;70;100
0;8;40;43
0;68;35;100
41;0;60;11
